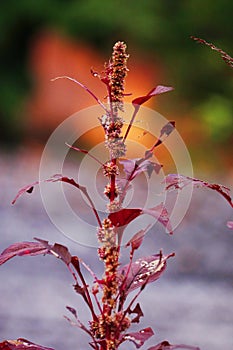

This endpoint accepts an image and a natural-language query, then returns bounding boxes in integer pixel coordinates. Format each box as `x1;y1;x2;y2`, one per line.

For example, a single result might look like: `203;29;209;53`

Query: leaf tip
227;221;233;229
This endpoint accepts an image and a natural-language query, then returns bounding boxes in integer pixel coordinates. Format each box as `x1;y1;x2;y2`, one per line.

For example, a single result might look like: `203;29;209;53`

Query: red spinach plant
1;42;233;350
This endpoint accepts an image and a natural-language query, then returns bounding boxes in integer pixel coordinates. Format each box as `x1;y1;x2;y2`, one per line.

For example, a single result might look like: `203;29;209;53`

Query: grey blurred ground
0;150;233;350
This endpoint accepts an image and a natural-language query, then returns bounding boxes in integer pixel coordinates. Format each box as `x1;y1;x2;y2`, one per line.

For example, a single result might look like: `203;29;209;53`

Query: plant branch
71;256;98;322
51;76;108;111
123;107;138;143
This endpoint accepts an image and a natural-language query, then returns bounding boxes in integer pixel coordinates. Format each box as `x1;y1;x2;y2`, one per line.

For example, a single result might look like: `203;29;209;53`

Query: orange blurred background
0;1;232;179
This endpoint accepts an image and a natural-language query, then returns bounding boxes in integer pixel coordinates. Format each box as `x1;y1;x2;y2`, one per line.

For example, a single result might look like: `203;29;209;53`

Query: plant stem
71;256;98;322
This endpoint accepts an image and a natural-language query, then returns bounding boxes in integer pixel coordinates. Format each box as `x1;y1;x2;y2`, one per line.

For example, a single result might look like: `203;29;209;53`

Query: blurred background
0;1;233;350
0;0;233;175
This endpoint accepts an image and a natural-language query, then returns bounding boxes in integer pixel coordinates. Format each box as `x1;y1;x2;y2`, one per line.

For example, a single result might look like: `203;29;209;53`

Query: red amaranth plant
0;41;233;350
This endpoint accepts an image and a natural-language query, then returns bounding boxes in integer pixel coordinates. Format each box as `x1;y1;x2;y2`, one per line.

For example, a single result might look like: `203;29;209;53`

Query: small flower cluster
97;218;116;246
103;162;119;177
97;219;119;305
100;113;126;159
90;311;131;350
98;42;129;215
109;41;129;111
101;244;119;306
96;217;128;350
104;183;119;200
100;41;129;159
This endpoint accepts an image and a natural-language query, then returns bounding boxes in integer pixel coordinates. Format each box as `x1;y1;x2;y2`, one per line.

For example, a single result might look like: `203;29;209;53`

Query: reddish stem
116;248;135;311
71;256;98;322
110;159;117;202
123;107;138;142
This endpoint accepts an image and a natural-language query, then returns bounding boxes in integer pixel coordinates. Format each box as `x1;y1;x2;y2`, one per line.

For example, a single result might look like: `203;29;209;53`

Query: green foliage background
0;0;232;170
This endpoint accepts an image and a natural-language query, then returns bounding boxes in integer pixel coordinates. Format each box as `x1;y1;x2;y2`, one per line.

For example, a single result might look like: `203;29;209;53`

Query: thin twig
61;177;102;227
123;107;138;142
117;249;135;311
66;143;103;165
71;256;98;322
51;76;108;111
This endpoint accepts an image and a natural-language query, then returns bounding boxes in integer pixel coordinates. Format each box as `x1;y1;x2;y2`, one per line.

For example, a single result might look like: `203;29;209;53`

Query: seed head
109;41;129;110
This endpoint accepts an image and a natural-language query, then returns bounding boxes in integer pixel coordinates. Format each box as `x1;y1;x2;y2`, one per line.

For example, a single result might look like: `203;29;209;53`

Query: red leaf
145;161;163;177
52;243;72;264
148;341;200;350
12;175;102;227
128;303;144;323
124;89;174;143
0;239;72;267
125;225;151;251
12;176;60;204
160;121;176;137
66;306;78;319
35;238;72;265
123;327;154;348
142;203;173;235
109;208;142;227
0;338;55;350
164;174;233;207
120;159;162;180
148;341;171;350
132;85;174;106
0;242;49;266
12;181;39;204
119;252;175;294
227;221;233;229
147;121;176;154
109;204;172;234
12;175;81;205
120;159;136;175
